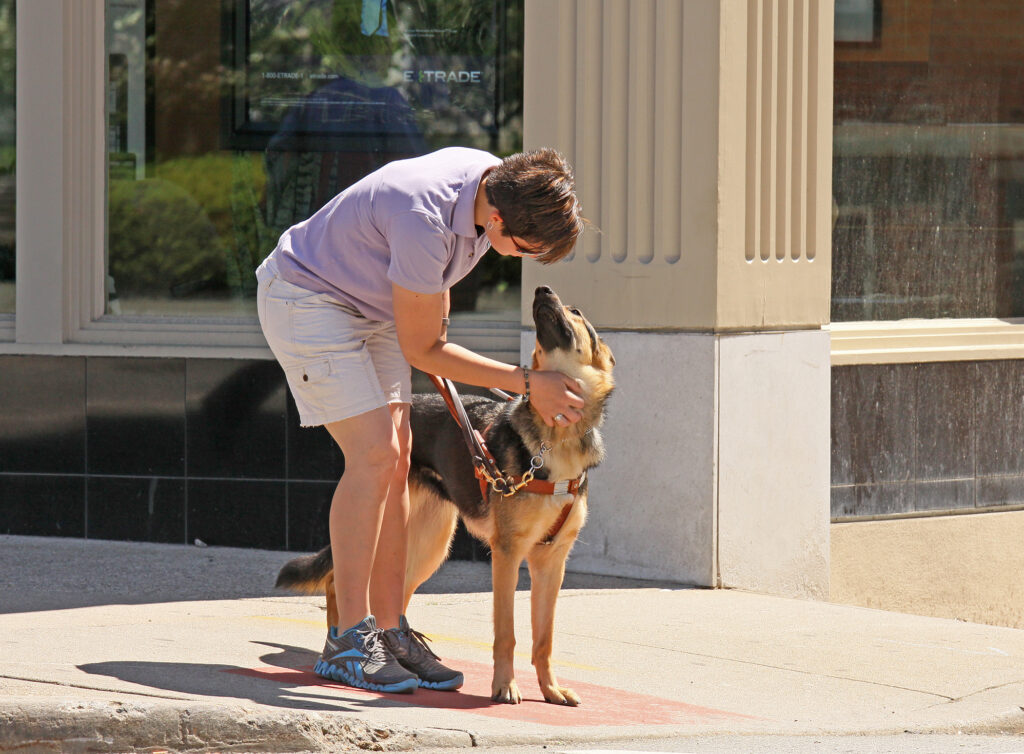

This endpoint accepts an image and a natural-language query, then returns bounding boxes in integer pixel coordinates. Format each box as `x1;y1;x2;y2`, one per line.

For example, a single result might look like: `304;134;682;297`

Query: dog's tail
275;545;333;593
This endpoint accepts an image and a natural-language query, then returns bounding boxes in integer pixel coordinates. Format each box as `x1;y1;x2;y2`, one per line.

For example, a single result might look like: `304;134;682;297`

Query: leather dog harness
427;373;584;545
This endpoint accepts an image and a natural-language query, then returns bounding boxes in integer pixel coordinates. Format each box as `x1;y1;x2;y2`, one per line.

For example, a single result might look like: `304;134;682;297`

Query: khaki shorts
256;257;411;427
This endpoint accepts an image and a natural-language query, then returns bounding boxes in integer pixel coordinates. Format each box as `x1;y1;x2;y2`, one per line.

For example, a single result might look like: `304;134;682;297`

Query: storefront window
104;0;523;320
0;0;13;315
832;0;1024;321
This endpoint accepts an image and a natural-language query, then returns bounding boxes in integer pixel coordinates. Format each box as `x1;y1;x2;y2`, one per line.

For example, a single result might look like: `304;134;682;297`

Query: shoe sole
418;674;464;691
314;659;418;694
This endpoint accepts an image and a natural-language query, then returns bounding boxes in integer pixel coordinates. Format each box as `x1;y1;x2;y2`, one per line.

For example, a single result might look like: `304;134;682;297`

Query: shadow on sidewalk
0;536;689;616
78;639;746;727
76;640;517;714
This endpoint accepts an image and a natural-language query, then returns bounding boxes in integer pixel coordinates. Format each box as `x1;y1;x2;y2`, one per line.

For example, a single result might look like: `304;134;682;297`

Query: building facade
3;1;1024;623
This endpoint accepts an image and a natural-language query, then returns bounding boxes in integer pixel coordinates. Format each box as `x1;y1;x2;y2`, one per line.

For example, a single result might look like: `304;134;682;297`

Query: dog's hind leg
324;569;339;629
402;481;458;613
526;540;581;706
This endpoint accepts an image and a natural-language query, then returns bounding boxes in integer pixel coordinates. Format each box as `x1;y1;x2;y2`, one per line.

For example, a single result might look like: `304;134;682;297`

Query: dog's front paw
491;677;522;704
541;684;581;706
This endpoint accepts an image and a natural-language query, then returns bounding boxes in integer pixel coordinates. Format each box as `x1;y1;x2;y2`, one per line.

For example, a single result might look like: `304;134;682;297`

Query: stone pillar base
524;329;830;600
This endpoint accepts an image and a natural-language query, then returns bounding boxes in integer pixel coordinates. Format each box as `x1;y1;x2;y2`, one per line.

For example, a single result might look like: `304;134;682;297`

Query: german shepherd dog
276;285;615;706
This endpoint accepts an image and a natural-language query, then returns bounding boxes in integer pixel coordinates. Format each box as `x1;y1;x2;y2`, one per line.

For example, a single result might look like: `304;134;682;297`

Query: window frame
831;319;1024;365
3;1;520;362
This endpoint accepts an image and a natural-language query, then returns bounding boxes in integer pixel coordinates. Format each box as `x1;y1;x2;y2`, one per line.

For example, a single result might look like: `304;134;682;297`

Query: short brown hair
484;148;584;264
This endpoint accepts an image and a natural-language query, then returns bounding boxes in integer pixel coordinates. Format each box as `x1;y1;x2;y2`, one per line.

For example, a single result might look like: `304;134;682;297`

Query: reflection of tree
249;0;317;40
0;0;14;161
247;0;523;152
0;0;14;286
248;0;398;97
148;0;229;158
392;0;523;152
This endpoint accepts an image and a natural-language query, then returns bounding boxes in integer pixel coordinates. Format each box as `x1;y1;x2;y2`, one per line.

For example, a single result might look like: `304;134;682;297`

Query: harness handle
426;373;512;498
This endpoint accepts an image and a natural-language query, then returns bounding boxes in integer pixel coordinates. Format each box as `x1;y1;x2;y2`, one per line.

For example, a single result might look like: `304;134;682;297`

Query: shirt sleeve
385;210;452;294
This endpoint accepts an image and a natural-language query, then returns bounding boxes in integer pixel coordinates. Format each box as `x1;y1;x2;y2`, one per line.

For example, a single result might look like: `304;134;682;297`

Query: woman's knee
351;437;403;478
325;408;409;486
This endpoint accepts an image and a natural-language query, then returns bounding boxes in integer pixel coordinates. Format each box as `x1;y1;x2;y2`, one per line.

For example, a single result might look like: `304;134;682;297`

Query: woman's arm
440;289;450;341
392;283;584;426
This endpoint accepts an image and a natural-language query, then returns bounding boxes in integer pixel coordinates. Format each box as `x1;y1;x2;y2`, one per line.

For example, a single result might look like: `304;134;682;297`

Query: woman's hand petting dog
529;370;585;427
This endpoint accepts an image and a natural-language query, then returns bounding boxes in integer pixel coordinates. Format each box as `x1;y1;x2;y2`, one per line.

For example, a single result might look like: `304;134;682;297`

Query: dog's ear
580;318;604;364
595;339;615;370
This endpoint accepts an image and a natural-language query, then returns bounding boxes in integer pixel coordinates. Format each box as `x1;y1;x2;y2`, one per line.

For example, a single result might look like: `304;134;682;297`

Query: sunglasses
509;233;548;257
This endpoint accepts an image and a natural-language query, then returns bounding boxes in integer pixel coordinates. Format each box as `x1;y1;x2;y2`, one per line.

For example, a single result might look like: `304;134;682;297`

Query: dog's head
530;286;615;402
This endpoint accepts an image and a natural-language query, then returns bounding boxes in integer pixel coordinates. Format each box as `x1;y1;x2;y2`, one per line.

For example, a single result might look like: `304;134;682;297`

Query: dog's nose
535;286;554;296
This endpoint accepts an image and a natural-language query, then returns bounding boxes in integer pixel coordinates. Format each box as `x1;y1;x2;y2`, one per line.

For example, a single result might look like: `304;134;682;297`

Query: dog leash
426;373;513;498
425;373;586;544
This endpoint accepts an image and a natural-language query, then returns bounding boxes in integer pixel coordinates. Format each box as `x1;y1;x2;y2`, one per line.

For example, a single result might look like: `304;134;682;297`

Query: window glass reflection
0;0;13;315
833;1;1024;321
105;0;522;320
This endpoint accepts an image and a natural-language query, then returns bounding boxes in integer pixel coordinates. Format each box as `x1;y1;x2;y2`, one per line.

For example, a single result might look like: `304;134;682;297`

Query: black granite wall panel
286;397;345;482
0;474;85;537
287;481;335;553
187;479;287;550
185;359;288;480
0;355;485;558
86;476;185;543
975;361;1024;477
832;360;1024;518
915;362;975;482
86;358;186;476
0;356;86;474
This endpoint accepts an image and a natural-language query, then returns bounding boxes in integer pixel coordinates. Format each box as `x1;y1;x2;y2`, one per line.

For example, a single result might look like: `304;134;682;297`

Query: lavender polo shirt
269;147;502;322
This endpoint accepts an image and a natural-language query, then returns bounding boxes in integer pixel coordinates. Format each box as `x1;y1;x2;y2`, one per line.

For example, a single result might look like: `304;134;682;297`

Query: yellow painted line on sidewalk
425;632;603;671
248;615;602;671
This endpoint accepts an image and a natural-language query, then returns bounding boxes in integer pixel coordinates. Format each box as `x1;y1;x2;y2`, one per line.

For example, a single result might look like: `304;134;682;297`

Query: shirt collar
452;162;496;238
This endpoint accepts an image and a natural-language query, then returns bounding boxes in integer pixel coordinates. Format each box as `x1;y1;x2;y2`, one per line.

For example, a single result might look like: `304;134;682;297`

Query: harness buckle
486;473;512;496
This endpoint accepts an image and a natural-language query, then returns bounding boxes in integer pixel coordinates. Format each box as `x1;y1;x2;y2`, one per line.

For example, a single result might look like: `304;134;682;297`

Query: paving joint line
0;673;199;702
947;679;1024;705
549;634;955;702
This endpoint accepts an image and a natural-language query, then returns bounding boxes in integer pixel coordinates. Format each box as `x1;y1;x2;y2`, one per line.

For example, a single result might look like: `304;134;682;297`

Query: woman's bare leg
368;402;411;630
324;406;403;631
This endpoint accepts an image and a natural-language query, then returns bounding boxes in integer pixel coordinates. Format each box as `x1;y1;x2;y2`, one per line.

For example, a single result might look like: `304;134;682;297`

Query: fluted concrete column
522;0;833;598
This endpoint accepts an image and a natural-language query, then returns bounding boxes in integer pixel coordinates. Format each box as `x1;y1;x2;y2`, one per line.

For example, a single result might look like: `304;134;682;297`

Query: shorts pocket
284;348;384;426
265;275;322;302
286;359;332;387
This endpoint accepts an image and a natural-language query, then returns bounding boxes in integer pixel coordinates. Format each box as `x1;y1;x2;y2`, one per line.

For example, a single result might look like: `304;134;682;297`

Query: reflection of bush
108;154;272;300
108;178;225;296
154;153;266;251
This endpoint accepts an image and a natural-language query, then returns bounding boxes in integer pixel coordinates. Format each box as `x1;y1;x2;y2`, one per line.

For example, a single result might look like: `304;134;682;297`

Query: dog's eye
569;307;582;317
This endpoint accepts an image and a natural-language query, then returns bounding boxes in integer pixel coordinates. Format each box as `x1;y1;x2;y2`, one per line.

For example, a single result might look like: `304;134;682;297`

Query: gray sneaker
313;616;418;693
383;615;464;691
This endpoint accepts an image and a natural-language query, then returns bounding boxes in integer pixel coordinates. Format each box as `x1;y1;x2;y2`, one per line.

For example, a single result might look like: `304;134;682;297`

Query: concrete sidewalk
2;534;1023;753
